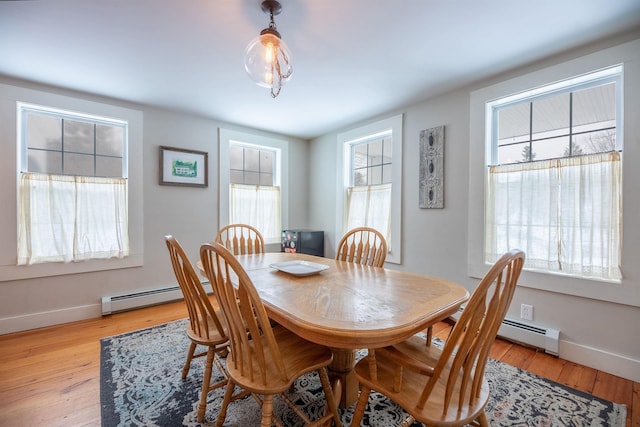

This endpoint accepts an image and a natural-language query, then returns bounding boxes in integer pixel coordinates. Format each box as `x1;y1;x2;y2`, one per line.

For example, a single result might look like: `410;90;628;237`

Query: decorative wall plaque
419;125;444;208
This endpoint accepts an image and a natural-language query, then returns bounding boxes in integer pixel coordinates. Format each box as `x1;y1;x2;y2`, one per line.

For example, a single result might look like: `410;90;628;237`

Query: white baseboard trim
560;339;640;382
0;304;101;335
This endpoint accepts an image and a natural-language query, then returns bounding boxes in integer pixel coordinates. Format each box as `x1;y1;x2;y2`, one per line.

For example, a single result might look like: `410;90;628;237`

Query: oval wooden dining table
200;252;469;407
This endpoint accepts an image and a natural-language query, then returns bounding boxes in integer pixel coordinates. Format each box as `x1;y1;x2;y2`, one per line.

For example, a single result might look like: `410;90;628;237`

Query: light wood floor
0;300;637;426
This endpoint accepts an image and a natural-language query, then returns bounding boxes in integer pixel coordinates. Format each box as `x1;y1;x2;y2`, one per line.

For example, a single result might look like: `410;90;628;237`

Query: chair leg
318;368;343;427
425;326;433;347
216;345;229;358
216;378;236;427
182;341;197;379
350;386;371;427
261;394;275;427
477;410;489;427
331;378;342;416
197;347;215;422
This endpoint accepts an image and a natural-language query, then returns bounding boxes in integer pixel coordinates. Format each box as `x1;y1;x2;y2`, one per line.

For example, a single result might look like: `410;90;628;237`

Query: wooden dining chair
335;227;387;267
164;235;232;423
215;223;265;255
335;226;398;350
200;242;343;427
351;249;525;427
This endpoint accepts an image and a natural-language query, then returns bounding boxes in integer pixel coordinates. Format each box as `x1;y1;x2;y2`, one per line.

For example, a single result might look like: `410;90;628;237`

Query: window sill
468;261;639;308
0;253;143;282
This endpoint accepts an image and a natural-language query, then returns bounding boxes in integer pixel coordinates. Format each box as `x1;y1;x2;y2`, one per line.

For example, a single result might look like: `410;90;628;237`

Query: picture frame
159;146;208;187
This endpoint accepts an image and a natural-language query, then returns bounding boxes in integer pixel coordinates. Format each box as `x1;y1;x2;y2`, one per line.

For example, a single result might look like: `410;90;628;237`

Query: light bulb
265;41;275;63
245;33;293;90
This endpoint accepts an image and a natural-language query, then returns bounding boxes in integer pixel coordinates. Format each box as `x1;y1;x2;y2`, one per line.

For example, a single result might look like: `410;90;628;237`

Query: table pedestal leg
328;349;359;408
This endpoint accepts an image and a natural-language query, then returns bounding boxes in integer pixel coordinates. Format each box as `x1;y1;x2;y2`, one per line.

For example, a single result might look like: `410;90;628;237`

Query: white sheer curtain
345;183;392;247
18;173;129;265
230;183;281;243
486;152;621;280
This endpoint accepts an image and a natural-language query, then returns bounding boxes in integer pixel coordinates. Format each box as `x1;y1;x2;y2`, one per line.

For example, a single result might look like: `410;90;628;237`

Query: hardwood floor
0;300;637;426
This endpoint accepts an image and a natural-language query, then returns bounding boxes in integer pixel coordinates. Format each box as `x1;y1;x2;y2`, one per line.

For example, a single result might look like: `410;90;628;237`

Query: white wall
309;35;640;382
0;78;309;333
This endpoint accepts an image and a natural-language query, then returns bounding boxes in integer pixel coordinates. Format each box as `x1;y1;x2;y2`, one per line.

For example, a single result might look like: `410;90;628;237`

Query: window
229;143;281;241
219;129;288;245
17;103;129;265
345;135;392;241
485;66;622;281
352;138;393;186
230;144;275;185
337;114;402;264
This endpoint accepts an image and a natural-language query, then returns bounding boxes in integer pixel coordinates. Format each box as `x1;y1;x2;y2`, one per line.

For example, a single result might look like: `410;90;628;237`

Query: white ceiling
1;0;639;140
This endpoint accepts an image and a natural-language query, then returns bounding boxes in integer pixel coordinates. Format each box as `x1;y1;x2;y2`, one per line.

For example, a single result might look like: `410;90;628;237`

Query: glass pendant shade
245;32;293;96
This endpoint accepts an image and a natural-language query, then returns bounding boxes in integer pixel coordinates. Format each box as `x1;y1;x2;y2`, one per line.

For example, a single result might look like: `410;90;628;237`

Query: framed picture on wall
159;146;208;187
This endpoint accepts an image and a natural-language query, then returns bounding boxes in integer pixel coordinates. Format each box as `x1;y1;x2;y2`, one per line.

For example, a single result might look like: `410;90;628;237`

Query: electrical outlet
520;304;533;321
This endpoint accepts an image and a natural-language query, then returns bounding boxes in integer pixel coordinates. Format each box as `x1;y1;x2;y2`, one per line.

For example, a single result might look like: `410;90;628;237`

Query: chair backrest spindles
336;227;387;267
215;224;265;255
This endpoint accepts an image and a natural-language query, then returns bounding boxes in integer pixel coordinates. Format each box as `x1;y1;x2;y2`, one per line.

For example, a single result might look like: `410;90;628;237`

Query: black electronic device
281;229;324;257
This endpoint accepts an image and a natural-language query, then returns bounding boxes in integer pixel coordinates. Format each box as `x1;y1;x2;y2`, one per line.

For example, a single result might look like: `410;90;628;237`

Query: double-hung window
485;66;622;281
17;103;129;265
219;129;287;244
345;135;392;240
338;114;402;263
229;143;281;241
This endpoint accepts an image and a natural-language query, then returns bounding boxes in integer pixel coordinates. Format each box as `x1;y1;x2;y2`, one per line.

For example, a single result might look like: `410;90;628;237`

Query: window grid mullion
93;123;97;176
528;102;533;162
61;118;65;175
569;92;574;157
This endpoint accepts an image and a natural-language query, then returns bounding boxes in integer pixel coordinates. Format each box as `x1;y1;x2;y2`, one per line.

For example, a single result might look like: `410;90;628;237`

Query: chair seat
379;334;441;375
354;349;490;425
225;325;334;395
185;321;227;347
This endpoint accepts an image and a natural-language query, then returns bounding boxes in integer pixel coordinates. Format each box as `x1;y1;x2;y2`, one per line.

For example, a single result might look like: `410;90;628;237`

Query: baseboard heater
101;282;209;315
450;307;559;356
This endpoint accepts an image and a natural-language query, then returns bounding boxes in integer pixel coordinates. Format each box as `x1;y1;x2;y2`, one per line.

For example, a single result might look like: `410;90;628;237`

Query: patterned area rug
100;319;626;426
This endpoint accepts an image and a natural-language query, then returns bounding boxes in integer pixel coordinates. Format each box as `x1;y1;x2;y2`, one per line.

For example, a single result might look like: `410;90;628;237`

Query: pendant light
244;0;293;98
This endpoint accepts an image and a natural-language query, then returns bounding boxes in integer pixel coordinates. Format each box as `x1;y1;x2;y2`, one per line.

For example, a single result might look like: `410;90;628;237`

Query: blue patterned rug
100;319;626;426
